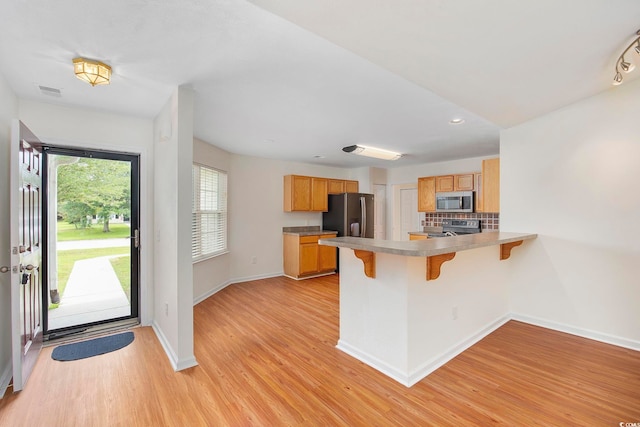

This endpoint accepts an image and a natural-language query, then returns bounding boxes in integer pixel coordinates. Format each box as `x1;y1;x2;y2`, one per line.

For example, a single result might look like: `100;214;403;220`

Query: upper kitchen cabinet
481;158;500;212
454;174;475;191
435;175;454;192
418;177;436;212
328;179;359;194
435;173;475;192
284;175;328;212
345;180;359;193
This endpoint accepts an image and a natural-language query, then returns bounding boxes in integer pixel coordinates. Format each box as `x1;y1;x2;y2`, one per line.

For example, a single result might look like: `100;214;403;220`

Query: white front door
10;120;44;392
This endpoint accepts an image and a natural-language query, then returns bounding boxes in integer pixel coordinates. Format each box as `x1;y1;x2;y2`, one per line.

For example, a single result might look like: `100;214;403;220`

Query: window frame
192;162;228;263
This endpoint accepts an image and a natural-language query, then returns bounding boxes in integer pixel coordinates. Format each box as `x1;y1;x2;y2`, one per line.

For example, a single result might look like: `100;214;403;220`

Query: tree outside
57;157;131;232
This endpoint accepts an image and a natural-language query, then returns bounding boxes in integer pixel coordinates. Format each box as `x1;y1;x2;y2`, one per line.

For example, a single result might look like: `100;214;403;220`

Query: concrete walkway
57;238;129;250
48;255;130;330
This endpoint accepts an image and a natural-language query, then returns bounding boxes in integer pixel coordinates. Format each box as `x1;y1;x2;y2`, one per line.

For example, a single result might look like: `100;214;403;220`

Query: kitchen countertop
319;231;537;257
282;226;338;236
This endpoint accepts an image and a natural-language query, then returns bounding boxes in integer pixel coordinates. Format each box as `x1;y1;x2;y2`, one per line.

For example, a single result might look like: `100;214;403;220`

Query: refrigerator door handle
360;196;366;238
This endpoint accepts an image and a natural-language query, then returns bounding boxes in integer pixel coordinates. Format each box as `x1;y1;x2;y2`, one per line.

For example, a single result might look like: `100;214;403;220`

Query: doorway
42;146;140;338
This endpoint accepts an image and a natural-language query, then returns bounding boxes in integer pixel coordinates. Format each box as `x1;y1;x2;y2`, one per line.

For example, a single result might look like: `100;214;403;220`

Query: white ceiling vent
39;85;62;97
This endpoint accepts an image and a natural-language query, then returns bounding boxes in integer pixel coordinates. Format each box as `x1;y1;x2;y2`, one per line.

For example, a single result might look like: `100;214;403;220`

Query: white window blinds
192;163;228;261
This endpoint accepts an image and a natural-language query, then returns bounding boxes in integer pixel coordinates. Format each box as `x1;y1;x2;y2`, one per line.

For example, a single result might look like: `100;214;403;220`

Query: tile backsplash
423;212;499;231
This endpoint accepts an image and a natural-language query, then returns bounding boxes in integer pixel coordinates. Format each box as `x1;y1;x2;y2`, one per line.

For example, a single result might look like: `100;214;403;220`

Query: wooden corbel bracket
353;250;375;278
426;252;456;281
500;240;523;260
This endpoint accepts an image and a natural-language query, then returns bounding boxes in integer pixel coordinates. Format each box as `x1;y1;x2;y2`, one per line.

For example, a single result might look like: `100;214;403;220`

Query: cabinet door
418;177;436;212
299;243;319;274
482;158;500;212
454;174;474;191
328;179;345;194
345;180;359;193
311;178;328;211
474;172;483;212
435;175;454;192
284;175;312;211
318;235;337;271
409;234;428;240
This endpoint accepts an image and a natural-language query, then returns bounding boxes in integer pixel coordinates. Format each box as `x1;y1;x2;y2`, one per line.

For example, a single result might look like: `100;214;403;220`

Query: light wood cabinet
435;175;455;192
481;158;500;213
311;178;328;211
418;177;436;212
327;179;345;194
435;174;475;192
284;175;328;212
328;179;359;194
283;233;337;279
474;172;483;212
345;180;359;193
454;173;475;191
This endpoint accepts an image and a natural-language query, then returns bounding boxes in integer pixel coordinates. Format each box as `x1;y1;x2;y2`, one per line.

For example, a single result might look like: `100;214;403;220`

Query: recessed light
449;118;465;124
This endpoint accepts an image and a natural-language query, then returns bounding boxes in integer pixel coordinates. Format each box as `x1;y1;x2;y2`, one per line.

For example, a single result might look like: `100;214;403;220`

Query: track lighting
612;29;640;86
620;58;635;73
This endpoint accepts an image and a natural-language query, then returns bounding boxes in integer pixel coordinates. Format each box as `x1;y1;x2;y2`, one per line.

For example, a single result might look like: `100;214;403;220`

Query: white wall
17;100;155;327
152;87;197;370
501;78;640;348
0;72;18;393
193;138;231;302
227;154;352;283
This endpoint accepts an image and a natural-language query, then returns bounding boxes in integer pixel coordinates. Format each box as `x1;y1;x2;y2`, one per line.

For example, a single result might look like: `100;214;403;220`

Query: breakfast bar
319;232;537;386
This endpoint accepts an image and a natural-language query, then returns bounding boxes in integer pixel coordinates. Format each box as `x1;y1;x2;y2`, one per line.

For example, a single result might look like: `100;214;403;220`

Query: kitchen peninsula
319;232;537;386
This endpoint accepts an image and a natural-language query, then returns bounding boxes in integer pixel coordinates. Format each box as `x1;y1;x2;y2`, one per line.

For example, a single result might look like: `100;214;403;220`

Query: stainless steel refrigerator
322;193;375;238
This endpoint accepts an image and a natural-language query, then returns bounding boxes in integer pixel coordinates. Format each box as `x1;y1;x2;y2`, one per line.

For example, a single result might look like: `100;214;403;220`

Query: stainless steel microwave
435;191;474;213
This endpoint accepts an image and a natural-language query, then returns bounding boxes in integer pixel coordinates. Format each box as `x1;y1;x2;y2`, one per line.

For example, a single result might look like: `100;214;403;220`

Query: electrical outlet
164;303;169;316
251;256;257;264
452;306;458;320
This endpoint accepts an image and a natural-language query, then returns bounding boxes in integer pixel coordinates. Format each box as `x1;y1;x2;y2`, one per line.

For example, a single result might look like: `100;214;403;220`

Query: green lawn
57;221;131;241
51;247;129;309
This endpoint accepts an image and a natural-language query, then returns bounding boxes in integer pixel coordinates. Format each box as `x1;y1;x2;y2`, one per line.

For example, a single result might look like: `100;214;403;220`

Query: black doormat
51;331;134;361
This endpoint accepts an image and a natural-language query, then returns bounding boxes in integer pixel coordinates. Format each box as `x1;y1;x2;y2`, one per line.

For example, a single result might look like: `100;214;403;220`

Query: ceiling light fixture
612;29;640;86
73;57;112;86
449;118;465;124
342;145;402;161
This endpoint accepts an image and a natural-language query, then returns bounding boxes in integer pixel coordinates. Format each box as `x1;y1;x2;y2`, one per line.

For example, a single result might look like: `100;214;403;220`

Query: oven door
435;191;474;213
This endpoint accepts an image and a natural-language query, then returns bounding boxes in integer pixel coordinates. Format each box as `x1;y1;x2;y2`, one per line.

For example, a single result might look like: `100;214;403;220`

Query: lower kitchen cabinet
283;233;338;279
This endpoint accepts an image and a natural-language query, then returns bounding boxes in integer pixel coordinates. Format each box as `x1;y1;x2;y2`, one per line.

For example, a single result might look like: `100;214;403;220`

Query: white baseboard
193;271;284;306
511;313;640;351
0;360;12;399
407;315;511;387
336;340;411;386
193;280;232;305
337;315;511;387
151;321;198;372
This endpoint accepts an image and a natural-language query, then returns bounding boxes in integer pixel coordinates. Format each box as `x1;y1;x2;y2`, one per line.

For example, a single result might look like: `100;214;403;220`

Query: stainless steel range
428;218;482;237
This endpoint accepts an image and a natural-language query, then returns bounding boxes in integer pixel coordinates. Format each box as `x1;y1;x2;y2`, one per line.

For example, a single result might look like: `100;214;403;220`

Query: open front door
10;120;44;392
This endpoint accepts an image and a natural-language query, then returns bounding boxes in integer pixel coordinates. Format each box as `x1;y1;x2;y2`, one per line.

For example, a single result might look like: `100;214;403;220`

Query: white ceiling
1;1;639;168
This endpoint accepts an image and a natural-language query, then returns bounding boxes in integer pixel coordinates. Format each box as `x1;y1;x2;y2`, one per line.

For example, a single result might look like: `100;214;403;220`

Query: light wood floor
1;275;639;426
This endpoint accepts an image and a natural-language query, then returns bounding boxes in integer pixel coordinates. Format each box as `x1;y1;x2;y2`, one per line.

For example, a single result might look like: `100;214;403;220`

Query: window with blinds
192;163;228;262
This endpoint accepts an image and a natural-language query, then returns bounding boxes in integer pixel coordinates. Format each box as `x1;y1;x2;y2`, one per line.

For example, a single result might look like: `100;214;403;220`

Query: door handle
20;264;37;272
0;266;10;273
130;229;140;248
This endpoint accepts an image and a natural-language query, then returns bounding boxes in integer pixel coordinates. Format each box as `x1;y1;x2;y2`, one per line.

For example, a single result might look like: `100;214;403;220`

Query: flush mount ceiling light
72;57;112;86
449;118;465;124
612;29;640;86
342;144;402;161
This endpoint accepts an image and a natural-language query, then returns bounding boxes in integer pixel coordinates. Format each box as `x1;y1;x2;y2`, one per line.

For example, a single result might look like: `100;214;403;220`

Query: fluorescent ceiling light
342;145;402;161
